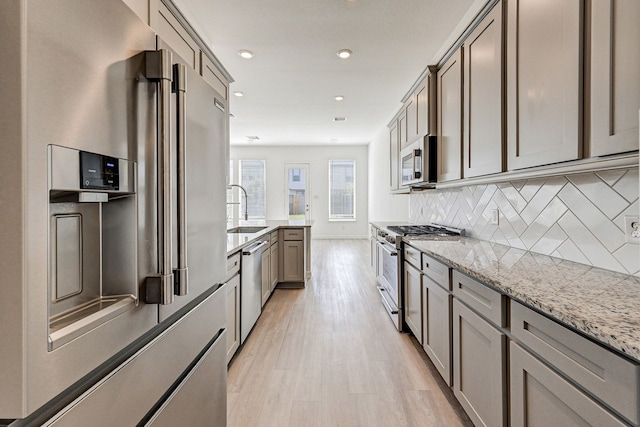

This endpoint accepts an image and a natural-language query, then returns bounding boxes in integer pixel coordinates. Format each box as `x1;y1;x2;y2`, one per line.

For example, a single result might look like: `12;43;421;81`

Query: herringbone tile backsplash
410;168;640;276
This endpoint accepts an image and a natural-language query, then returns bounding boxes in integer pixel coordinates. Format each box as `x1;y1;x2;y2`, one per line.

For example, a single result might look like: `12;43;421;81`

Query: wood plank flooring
227;239;473;427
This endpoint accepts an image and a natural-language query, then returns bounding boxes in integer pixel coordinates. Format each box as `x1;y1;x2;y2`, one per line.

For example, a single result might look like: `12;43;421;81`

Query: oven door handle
378;287;399;314
378;241;397;256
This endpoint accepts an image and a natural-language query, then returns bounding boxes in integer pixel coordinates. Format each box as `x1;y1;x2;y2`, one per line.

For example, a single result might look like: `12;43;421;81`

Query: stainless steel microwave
400;135;437;186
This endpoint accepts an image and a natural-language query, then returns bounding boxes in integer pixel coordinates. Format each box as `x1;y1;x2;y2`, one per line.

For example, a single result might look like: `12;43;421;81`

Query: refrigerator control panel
80;151;119;190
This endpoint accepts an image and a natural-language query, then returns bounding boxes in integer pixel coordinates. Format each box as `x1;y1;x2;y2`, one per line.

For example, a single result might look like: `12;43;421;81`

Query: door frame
284;163;310;220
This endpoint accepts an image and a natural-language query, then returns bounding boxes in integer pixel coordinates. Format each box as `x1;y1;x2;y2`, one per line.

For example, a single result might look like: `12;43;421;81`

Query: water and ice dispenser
48;145;138;350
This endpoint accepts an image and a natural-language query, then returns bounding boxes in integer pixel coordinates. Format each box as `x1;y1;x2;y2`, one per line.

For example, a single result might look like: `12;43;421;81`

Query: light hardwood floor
227;239;473;427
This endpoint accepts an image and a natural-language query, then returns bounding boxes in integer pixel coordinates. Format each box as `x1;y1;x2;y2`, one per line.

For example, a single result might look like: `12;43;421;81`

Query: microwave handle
414;148;422;179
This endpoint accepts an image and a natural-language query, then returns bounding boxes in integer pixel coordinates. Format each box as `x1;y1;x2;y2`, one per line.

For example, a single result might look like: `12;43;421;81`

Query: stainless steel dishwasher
240;240;268;344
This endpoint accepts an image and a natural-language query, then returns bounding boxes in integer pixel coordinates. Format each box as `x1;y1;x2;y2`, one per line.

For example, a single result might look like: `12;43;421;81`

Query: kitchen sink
227;226;268;234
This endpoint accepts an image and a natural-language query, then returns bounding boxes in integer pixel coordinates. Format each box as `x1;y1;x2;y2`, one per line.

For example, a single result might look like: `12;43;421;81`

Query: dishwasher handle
242;241;268;256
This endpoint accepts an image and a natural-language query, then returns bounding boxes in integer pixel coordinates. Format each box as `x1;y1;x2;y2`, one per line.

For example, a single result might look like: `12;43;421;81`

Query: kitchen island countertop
226;220;313;255
405;236;640;362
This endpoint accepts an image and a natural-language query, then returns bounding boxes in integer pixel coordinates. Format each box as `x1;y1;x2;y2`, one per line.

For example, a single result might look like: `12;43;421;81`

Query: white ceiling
173;0;481;146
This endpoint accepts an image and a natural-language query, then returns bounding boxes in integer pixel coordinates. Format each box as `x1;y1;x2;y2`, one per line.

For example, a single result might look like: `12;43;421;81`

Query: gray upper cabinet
151;0;200;70
463;3;504;178
437;48;464;182
404;97;417;147
506;0;583;170
398;111;408;151
201;52;228;100
389;120;399;191
590;0;640;157
415;76;432;139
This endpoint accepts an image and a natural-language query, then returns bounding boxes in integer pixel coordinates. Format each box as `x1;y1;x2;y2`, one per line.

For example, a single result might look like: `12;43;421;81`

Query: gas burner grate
386;224;462;237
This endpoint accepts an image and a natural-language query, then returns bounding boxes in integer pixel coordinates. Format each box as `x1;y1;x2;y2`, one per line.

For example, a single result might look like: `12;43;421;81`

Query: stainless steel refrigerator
0;0;228;424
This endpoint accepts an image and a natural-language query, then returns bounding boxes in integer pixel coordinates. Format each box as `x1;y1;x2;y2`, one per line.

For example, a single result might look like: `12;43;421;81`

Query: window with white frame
329;160;355;220
239;160;266;219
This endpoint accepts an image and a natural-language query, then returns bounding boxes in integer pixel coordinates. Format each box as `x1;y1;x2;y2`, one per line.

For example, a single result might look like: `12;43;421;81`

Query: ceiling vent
333;117;347;122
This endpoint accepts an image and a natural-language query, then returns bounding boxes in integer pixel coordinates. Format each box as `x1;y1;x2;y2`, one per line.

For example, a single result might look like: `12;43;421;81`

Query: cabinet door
225;274;240;363
404;261;422;344
590;0;640;156
423;277;452;386
282;240;304;282
270;243;278;291
389;122;399;190
453;298;506;427
405;97;417;144
437;48;463;182
398;112;408;151
507;0;583;170
261;249;270;307
510;342;627;427
200;52;228;100
416;77;431;138
150;1;200;70
464;3;504;178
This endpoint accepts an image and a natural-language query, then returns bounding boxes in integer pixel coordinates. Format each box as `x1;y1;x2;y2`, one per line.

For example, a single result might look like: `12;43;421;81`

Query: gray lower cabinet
281;229;305;283
510;341;627;427
511;301;640;425
422;275;452;386
225;274;240;363
453;297;506;427
404;260;422;344
270;242;279;291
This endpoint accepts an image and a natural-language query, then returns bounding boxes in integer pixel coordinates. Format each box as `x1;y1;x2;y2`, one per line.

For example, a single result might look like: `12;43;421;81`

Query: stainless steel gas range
374;224;464;331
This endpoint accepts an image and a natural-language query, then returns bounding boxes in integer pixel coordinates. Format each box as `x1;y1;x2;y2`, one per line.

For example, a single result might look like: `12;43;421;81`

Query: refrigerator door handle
173;63;188;297
144;49;175;305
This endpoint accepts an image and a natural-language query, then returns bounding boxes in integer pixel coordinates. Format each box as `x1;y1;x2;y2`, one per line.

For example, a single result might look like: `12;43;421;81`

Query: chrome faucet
227;184;249;220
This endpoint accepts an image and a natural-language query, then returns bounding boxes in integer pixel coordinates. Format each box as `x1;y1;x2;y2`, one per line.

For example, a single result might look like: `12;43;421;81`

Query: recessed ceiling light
229;113;236;118
333;117;347;122
233;91;244;97
238;49;254;59
334;95;344;101
246;136;260;142
337;49;352;59
330;139;338;143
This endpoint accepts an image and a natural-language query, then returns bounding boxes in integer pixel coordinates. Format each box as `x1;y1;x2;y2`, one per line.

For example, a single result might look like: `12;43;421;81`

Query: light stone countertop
226;220;313;255
405;236;640;363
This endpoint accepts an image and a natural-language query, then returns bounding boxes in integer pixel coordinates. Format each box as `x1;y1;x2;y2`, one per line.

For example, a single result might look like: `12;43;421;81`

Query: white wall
367;126;410;222
230;144;369;239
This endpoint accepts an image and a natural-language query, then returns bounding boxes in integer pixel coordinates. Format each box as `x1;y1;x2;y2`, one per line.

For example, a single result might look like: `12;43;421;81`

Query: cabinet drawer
226;252;240;277
270;231;278;245
452;270;504;327
511;301;640;425
421;254;450;290
283;228;303;241
404;245;421;269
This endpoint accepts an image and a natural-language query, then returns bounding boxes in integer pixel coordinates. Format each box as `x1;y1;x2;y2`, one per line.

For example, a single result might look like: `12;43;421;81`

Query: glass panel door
285;163;310;220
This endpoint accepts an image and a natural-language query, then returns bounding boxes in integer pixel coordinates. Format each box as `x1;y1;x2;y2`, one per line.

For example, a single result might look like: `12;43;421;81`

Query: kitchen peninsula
223;220;312;363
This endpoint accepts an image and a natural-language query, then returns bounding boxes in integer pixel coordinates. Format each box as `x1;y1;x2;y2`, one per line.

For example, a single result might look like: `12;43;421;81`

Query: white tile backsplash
410;168;640;276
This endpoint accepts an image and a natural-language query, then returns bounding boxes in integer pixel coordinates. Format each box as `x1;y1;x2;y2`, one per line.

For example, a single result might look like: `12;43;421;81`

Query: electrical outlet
625;216;640;244
490;209;499;225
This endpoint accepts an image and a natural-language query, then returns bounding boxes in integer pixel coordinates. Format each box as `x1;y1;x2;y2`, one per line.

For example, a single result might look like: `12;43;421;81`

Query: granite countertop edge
226;220;313;255
404;236;640;363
